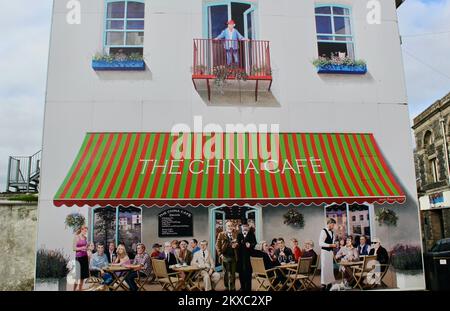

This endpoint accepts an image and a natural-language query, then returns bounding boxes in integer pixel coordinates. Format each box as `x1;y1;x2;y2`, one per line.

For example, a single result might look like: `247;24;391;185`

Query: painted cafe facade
36;0;425;290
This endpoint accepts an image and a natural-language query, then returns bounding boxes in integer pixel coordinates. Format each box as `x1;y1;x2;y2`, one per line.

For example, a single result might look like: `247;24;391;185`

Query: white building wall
37;0;423;289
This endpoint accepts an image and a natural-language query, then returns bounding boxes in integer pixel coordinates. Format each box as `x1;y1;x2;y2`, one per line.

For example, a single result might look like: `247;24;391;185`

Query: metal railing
6;150;41;193
193;39;272;78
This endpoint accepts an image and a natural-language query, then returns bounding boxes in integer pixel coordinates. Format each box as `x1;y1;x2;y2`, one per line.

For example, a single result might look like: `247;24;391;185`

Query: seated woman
335;237;359;262
335;236;359;287
302;240;318;267
334;238;346;256
110;244;131;283
175;240;193;265
174;240;193;288
291;238;302;262
113;244;131;265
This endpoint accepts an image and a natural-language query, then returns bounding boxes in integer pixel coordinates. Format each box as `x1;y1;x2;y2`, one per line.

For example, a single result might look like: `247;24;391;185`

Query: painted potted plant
312;55;367;74
283;208;305;229
65;213;86;233
390;244;425;290
192;65;208;75
92;51;145;71
375;208;398;226
35;249;70;291
251;65;272;77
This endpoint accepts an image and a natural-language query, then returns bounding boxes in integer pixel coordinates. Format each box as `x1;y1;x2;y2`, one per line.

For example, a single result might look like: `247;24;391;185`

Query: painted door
205;2;257;69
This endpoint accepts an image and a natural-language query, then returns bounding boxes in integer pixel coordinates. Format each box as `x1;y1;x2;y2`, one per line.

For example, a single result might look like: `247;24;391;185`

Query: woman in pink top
72;226;89;291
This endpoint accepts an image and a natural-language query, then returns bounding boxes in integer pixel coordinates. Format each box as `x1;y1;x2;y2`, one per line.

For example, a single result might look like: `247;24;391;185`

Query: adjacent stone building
0;195;37;290
412;91;450;251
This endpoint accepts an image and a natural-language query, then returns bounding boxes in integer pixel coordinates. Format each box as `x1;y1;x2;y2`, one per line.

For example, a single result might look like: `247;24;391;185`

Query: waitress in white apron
319;218;337;291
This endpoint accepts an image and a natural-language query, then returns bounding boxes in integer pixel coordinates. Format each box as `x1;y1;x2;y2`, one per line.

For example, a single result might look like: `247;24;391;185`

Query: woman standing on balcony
215;19;247;66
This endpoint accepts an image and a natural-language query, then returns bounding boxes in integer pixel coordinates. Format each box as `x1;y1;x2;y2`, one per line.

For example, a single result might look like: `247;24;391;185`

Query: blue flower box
92;60;145;71
316;64;367;74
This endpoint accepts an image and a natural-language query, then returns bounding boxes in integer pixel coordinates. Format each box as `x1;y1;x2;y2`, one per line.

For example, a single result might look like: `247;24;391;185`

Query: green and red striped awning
54;132;405;207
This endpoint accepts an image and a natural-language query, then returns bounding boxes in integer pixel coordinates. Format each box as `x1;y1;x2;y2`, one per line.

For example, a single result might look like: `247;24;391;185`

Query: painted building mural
35;0;425;291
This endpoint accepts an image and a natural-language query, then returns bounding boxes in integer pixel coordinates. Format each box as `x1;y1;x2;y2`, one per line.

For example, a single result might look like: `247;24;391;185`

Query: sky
0;0;449;192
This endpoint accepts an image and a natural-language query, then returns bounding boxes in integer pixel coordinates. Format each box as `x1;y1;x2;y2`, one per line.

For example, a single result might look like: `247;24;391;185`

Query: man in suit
162;241;178;273
368;237;389;272
216;221;238;291
237;222;257;291
274;238;294;264
319;219;337;291
105;241;116;263
357;235;371;256
192;240;220;291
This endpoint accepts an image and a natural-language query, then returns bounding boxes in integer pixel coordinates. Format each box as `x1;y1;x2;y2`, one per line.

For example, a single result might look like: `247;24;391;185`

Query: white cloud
398;0;450;119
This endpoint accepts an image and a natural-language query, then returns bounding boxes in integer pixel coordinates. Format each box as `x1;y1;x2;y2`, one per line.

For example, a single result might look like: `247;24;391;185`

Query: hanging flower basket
64;213;86;233
283;208;305;229
375;208;398;227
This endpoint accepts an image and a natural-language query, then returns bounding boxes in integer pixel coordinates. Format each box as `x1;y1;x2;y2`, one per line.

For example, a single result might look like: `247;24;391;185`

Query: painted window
104;0;145;54
92;206;142;256
325;204;373;243
315;5;354;59
204;1;257;39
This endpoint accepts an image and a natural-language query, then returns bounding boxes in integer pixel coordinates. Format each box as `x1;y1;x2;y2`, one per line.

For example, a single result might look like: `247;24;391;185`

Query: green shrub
390;244;423;273
35;249;70;279
7;194;38;202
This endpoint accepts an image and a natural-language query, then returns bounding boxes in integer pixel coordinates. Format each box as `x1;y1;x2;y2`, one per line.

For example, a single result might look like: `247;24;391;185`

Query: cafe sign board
158;208;193;237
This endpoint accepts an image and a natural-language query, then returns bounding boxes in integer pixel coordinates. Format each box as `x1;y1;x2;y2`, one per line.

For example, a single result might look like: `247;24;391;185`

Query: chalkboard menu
158;208;193;237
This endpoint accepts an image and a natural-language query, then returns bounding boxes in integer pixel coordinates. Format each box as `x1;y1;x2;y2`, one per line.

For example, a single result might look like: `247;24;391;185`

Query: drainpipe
439;117;450;185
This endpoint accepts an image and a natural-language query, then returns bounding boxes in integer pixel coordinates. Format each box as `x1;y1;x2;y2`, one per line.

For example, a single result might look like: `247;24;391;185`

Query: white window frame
324;203;375;239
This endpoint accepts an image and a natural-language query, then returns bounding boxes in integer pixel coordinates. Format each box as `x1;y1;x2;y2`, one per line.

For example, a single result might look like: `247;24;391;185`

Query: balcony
192;39;272;102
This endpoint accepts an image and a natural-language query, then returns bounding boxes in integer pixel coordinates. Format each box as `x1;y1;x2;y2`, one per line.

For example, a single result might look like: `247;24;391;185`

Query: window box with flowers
92;52;145;71
313;56;367;74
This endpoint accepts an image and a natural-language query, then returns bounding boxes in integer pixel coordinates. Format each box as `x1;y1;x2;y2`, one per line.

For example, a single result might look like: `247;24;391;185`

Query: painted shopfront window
91;206;142;255
325;203;372;244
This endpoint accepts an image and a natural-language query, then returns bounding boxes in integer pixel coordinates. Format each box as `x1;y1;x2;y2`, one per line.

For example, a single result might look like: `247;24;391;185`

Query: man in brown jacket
216;221;238;291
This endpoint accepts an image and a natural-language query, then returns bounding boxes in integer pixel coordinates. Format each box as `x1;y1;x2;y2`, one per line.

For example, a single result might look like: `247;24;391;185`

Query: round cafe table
172;265;203;291
338;260;363;284
104;264;142;291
